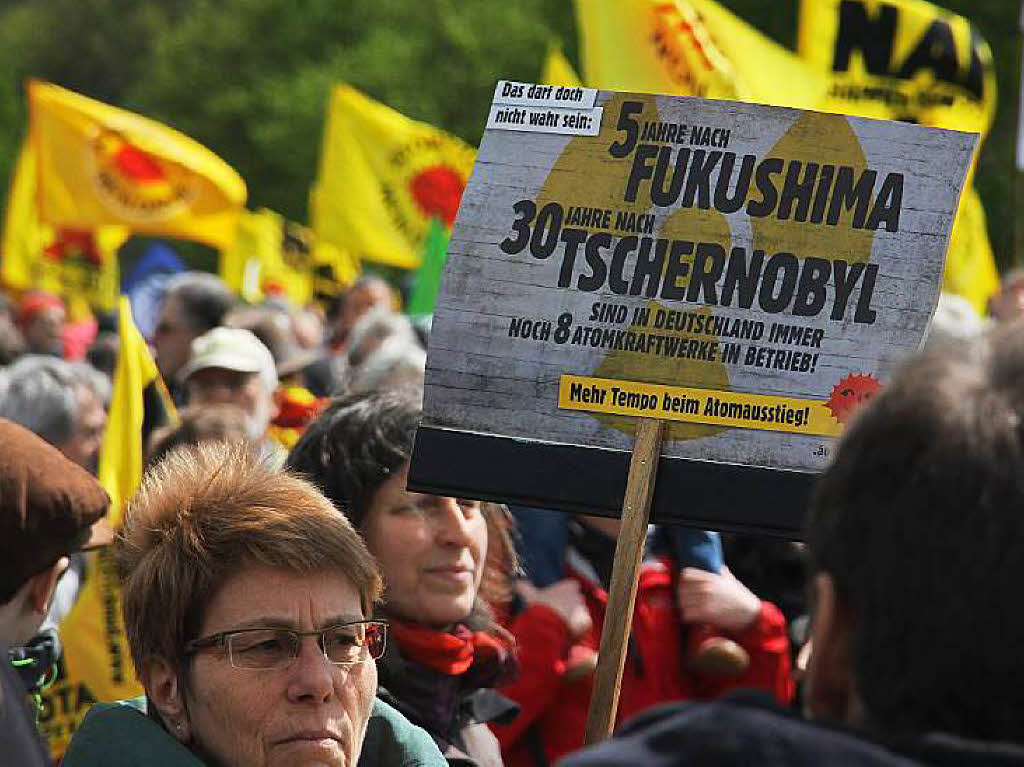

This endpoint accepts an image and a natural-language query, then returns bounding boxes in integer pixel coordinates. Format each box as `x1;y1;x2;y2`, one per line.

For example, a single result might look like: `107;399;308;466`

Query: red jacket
492;557;793;766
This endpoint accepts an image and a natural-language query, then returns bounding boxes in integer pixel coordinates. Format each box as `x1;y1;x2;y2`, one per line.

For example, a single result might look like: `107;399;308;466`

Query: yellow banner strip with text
558;375;842;437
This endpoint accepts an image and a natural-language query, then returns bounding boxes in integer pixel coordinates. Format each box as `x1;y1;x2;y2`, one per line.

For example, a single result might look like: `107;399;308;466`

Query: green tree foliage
0;0;1017;269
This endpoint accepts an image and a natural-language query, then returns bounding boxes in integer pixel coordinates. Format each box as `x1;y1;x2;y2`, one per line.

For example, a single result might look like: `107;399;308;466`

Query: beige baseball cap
178;327;278;392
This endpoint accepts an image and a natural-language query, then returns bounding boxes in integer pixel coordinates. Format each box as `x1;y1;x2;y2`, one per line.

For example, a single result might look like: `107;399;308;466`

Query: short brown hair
118;441;382;684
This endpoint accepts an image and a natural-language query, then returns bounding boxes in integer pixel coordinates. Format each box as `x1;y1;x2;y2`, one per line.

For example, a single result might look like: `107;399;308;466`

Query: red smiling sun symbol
827;374;882;425
409;166;464;227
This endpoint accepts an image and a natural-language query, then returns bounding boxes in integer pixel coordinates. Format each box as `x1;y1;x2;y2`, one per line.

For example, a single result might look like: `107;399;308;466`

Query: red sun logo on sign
409;166;464;227
827;374;882;425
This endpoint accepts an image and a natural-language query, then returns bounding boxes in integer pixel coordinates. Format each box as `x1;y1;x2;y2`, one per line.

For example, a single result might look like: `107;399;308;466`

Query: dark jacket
0;646;50;767
561;691;1024;767
377;639;518;767
61;696;445;766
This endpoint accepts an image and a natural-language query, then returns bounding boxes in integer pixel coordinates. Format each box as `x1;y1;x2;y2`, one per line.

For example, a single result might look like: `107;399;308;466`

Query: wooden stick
583;417;665;745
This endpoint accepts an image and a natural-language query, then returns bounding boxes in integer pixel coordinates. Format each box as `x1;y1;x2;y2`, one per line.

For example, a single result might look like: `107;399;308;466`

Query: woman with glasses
62;441;445;766
287;389;518;767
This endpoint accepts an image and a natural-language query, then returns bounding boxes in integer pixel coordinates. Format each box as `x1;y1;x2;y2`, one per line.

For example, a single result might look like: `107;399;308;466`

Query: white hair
348;338;426;394
0;356;94;445
345;309;418;368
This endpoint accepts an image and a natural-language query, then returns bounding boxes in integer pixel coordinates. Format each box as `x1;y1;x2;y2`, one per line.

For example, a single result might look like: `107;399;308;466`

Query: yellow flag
943;185;999;315
798;0;995;134
312;84;475;269
542;46;583;88
44;298;175;758
28;79;246;250
221;207;360;305
797;0;997;312
305;184;361;292
574;0;825;106
98;297;175;516
1;140;127;312
686;0;826;105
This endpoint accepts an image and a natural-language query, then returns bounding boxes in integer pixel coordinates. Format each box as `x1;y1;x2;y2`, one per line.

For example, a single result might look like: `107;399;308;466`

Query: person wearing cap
224;305;320;387
224;306;327;449
178;327;280;449
0;418;111;766
18;291;66;357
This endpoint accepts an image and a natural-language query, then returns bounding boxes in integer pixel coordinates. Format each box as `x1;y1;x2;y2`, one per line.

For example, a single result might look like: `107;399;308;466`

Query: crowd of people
1;269;1023;766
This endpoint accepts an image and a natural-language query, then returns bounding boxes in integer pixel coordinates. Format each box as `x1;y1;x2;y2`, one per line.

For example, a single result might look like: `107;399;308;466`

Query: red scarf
388;621;508;676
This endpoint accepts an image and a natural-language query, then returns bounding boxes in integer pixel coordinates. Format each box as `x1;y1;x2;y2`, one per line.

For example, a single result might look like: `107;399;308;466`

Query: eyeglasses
183;620;387;670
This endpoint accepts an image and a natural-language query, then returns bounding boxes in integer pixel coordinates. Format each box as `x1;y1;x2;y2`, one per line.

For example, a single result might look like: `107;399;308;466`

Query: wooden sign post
583;417;665;744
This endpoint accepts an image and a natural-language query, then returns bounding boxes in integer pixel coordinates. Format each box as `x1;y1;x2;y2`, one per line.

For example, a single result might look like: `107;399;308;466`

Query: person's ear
143;656;192;743
26;557;70;616
804;573;857;725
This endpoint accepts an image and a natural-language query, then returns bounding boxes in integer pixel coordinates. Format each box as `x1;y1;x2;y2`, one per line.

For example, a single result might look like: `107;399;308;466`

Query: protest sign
410;81;977;537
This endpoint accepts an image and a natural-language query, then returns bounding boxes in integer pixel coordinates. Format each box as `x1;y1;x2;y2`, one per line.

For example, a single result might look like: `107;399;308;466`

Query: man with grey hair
348;336;426;394
345;307;419;368
151;271;235;402
0;356;108;475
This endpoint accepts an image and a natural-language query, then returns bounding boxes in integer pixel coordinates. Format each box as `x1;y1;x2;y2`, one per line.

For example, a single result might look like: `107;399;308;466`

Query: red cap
18;292;65;329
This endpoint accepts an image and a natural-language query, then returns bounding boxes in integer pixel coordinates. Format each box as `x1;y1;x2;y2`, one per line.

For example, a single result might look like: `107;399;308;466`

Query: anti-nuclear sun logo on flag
380;135;472;243
45;229;103;266
409;165;464;228
649;2;741;100
89;129;197;222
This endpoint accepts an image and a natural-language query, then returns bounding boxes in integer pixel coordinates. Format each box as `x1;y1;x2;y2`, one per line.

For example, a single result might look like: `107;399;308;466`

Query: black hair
808;322;1024;742
285;388;419;528
166;272;235;334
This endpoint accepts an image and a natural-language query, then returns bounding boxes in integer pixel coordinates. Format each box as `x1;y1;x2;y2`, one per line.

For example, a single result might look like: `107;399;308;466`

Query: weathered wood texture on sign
413;87;977;531
422;89;976;475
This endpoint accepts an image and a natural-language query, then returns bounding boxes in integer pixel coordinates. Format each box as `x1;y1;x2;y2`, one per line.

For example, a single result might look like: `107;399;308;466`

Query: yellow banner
798;0;996;135
98;298;175;520
559;375;844;437
1;140;126;312
542;45;583;88
312;84;475;269
574;0;826;106
220;207;359;305
46;299;175;758
943;183;999;316
797;0;997;313
29;80;246;250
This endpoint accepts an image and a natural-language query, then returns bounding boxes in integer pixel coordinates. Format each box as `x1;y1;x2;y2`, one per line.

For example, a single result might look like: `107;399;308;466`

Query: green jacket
61;696;445;766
